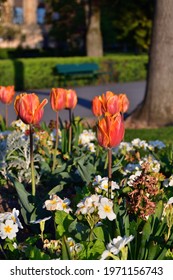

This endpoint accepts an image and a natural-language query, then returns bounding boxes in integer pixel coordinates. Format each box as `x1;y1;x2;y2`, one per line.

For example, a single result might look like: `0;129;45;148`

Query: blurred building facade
0;0;46;48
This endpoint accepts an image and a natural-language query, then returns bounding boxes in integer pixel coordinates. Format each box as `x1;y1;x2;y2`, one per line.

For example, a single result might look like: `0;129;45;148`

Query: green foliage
111;0;154;52
0;55;148;90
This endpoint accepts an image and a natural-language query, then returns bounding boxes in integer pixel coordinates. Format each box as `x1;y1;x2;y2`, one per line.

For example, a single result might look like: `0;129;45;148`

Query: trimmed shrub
0;55;148;90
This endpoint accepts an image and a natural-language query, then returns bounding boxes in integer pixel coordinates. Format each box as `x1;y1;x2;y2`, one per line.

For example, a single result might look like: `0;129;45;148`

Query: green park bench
55;62;112;86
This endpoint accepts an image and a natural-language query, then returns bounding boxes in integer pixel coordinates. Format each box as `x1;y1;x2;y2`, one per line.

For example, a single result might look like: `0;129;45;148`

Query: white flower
56;198;72;213
100;178;119;191
87;143;96;152
10;208;23;229
44;194;62;211
169;176;173;186
118;142;134;152
0;220;19;240
131;138;148;150
78;129;96;146
123;163;140;175
93;176;119;191
67;237;82;254
148;140;166;150
44;195;72;213
30;216;52;224
98;197;116;221
76;194;100;215
67;237;76;252
139;155;160;173
167;197;173;204
11;119;29;132
92;175;102;186
127;170;142;186
50;129;62;142
101;235;134;259
0;212;11;223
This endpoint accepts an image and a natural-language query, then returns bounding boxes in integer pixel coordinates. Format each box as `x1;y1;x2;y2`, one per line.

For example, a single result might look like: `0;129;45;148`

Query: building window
37;2;46;24
13;7;23;24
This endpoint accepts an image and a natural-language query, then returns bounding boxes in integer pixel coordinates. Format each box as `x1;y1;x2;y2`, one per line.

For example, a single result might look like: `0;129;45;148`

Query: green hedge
0;55;148;90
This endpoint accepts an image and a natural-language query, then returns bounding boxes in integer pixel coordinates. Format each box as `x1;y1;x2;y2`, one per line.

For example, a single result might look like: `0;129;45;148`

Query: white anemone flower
98;197;116;221
101;235;134;259
0;220;19;240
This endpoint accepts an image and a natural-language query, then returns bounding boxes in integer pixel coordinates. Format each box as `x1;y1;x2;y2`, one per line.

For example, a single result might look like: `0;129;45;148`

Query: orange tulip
65;89;77;109
92;91;119;117
0;85;15;104
100;91;119;115
92;96;102;117
50;88;66;111
97;113;124;148
118;93;129;113
14;93;48;125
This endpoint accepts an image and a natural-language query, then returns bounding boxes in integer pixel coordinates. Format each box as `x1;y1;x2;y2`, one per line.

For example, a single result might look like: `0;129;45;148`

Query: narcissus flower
0;85;15;104
50;88;66;111
65;89;77;109
14;93;48;125
97;113;124;148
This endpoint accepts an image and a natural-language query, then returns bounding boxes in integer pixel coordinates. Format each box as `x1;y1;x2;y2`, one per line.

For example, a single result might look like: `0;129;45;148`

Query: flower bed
0;86;173;260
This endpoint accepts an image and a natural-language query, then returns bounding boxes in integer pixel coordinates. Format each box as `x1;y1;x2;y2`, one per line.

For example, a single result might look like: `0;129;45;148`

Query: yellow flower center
50;200;57;205
11;216;16;223
103;184;108;189
4;225;12;233
103;205;111;213
62;203;67;209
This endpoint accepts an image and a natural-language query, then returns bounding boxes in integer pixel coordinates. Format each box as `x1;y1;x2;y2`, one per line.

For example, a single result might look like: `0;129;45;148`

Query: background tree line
44;0;154;57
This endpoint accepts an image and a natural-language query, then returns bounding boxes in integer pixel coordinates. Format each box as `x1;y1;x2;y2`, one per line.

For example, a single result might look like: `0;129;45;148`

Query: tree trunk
126;0;173;128
23;0;37;25
86;0;103;57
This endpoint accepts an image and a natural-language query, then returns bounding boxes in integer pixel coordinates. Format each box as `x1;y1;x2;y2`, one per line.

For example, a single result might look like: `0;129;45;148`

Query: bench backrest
56;63;99;74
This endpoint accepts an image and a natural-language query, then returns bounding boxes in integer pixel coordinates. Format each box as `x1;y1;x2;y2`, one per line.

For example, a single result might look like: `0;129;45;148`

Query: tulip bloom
65;89;77;109
100;91;119;115
118;93;130;113
92;91;119;117
92;96;102;117
97;113;124;148
50;88;66;111
0;85;15;104
14;93;48;125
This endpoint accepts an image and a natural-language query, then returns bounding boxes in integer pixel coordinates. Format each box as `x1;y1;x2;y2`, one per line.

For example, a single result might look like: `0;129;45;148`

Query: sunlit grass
125;126;173;145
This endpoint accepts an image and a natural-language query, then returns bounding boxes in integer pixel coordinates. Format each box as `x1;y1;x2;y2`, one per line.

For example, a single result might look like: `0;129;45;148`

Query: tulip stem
108;148;112;199
52;111;59;172
5;104;8;128
68;109;72;154
30;124;36;197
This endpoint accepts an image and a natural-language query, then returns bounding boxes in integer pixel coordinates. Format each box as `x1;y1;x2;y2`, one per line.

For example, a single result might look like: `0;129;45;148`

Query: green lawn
125;126;173;145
